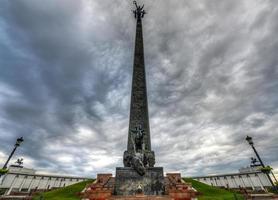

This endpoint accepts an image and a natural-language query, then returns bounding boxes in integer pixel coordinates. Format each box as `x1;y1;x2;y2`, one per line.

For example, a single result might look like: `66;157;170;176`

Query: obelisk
123;1;155;172
114;1;164;196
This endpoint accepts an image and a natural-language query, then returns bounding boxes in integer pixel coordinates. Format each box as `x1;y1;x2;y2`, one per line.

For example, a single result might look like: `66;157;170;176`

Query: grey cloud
0;0;278;177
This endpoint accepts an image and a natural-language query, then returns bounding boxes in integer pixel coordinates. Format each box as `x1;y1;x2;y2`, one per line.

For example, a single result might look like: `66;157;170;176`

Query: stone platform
115;167;164;196
110;194;171;200
81;173;197;200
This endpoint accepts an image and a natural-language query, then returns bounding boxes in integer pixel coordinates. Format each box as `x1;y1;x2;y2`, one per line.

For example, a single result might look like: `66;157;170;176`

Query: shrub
0;168;8;175
260;166;273;174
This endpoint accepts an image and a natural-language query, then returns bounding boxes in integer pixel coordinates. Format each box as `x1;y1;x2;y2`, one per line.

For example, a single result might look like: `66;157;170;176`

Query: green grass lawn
32;180;93;200
184;178;244;200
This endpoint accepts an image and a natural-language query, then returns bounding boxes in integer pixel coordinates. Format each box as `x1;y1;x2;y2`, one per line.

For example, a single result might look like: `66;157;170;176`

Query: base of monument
109;195;171;200
81;172;197;200
114;167;164;196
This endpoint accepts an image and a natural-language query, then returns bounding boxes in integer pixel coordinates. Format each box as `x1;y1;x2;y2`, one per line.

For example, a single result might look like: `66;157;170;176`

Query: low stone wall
0;167;88;197
192;171;272;191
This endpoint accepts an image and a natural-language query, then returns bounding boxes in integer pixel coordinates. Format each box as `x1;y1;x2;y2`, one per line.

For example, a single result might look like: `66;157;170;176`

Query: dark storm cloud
0;0;278;177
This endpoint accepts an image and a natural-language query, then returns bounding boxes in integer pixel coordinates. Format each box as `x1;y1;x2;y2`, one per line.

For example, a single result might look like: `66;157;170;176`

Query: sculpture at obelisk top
132;1;146;19
123;1;155;176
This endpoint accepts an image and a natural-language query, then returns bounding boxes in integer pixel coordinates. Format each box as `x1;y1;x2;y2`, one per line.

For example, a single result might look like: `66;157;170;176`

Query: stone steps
81;173;196;200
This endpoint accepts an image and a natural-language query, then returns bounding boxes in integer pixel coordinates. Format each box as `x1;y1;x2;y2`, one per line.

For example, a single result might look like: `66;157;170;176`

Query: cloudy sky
0;0;278;178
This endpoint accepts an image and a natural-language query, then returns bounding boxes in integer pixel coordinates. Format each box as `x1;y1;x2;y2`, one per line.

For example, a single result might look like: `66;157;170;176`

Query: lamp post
245;135;277;191
2;137;24;169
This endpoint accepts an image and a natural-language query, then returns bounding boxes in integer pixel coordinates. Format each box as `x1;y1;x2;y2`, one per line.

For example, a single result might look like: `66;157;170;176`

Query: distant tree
260;166;273;174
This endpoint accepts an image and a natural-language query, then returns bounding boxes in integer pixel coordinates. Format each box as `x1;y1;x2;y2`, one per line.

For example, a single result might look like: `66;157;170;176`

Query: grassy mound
33;180;93;200
184;178;244;200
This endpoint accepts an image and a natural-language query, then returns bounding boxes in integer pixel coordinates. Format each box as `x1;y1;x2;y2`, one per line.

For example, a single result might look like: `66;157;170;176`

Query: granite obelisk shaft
123;3;155;168
127;15;151;151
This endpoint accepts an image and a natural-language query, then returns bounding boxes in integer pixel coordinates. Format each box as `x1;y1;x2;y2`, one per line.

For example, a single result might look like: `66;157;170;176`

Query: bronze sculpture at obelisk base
114;1;164;195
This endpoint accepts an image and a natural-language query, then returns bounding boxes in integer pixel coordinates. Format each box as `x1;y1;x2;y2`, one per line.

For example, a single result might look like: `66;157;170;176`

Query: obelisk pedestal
114;167;164;195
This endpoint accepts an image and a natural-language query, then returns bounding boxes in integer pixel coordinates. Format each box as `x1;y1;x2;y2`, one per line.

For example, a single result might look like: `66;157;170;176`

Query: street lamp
245;135;277;192
246;135;253;145
2;137;24;169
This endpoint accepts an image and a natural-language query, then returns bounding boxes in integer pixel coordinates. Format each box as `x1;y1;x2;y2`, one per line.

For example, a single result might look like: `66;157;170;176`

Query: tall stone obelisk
123;1;155;171
127;0;151;152
115;1;164;196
